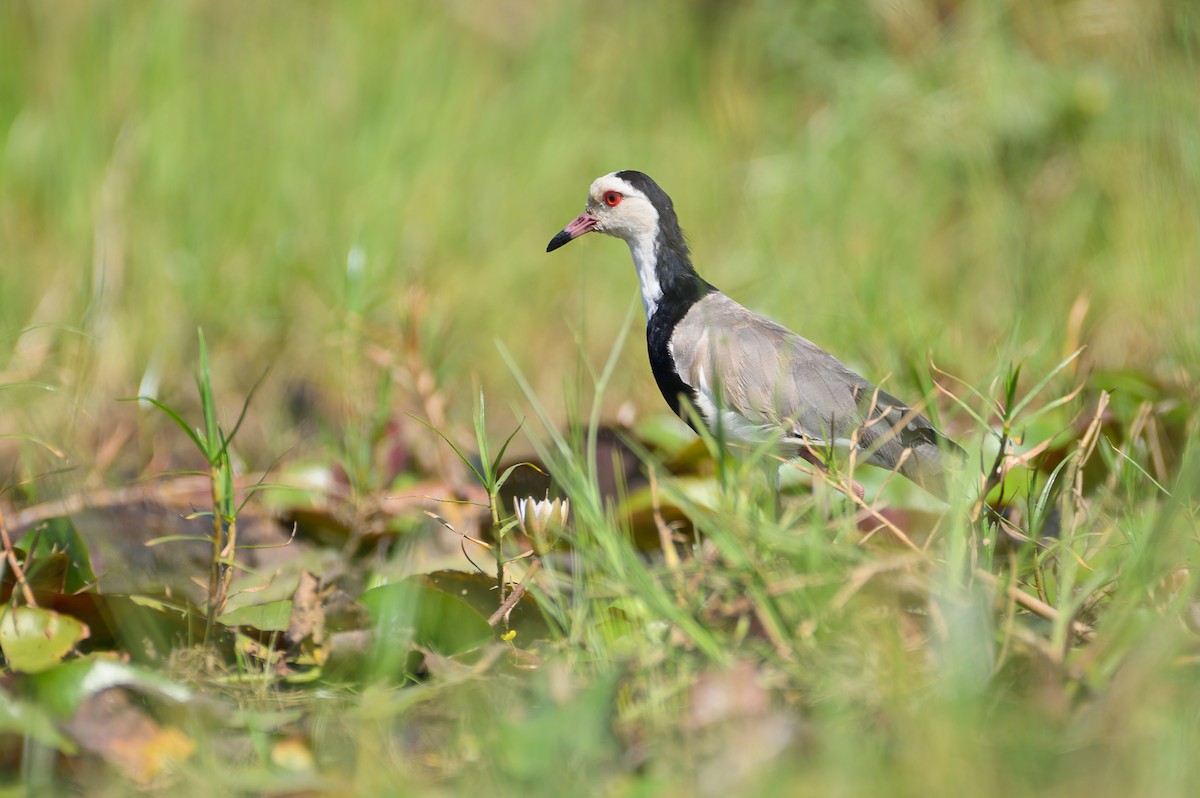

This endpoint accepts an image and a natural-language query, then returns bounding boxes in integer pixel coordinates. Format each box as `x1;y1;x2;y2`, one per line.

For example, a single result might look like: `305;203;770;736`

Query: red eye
604;191;623;207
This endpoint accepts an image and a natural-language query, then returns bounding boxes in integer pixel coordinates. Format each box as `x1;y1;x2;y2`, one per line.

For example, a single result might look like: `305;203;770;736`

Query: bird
546;170;964;498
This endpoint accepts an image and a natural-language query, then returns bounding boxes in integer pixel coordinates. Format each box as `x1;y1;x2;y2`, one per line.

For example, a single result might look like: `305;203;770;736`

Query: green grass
1;1;1199;795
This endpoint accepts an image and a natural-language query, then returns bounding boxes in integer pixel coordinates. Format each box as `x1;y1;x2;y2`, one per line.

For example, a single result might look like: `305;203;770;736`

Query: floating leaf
0;606;90;673
43;593;214;662
0;547;68;600
219;600;294;632
360;579;492;658
31;655;193;718
21;517;97;593
417;570;551;643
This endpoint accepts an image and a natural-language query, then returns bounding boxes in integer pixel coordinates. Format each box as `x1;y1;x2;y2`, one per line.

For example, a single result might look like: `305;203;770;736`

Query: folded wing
669;293;963;495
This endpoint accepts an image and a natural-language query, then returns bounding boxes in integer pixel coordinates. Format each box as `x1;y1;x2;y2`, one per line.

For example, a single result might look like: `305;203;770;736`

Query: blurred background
2;0;1197;493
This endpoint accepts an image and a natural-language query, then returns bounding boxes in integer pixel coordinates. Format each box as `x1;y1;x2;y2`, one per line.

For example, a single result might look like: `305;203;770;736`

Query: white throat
627;235;662;320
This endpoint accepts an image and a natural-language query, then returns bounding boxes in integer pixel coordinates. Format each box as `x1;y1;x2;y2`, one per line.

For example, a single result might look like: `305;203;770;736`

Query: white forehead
588;172;643;202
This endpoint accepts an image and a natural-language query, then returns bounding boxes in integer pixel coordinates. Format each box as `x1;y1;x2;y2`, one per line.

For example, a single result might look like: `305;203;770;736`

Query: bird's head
546;171;666;252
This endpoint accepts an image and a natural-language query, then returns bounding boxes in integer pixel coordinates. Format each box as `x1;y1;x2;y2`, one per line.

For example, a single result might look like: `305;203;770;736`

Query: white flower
513;495;570;552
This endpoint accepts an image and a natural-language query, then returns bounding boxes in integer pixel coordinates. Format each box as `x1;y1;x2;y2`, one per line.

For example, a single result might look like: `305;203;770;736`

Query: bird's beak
546;212;598;252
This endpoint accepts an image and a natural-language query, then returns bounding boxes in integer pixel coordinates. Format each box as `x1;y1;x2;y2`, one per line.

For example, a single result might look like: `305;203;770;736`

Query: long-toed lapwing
547;170;963;497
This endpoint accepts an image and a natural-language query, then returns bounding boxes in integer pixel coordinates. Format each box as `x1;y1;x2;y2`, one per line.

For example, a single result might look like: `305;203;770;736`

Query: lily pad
31;655;193;718
360;579;492;658
0;547;69;600
219;599;294;632
417;570;552;643
0;606;90;673
44;592;215;662
20;517;98;593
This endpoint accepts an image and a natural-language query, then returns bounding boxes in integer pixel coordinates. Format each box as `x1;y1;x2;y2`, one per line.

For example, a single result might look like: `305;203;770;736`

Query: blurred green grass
3;0;1198;475
2;2;1200;795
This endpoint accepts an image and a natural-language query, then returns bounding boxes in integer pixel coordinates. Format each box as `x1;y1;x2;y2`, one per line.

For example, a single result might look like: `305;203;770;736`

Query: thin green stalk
129;328;263;649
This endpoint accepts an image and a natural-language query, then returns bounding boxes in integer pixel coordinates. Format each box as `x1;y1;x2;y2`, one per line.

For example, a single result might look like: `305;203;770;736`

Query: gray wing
669;293;961;494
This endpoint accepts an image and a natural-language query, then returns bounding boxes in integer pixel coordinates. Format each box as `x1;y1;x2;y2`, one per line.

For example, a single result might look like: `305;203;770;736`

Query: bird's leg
795;447;824;469
848;478;866;502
